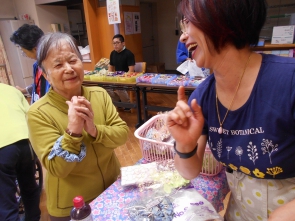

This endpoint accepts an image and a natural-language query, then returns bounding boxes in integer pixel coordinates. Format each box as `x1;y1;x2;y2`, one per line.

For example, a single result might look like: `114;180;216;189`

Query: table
83;80;198;126
90;167;229;220
136;83;196;121
83;80;143;128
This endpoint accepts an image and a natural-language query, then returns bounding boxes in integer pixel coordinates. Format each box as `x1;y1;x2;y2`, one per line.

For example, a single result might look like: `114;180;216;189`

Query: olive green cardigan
27;86;129;217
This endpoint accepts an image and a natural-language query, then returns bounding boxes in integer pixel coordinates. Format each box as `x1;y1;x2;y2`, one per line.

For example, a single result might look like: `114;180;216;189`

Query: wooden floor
39;92;178;220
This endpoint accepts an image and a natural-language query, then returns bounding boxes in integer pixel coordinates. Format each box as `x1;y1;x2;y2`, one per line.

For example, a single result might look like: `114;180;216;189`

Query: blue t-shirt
176;41;188;64
189;54;295;179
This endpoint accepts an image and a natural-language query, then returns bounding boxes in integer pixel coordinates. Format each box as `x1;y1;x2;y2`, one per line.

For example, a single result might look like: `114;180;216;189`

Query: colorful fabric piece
90;165;229;220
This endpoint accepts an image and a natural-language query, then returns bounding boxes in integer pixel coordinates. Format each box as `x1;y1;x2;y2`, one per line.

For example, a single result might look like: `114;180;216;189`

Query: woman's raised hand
166;86;204;151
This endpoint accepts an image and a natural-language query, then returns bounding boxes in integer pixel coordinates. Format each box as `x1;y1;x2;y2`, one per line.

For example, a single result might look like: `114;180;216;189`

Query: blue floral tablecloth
90;165;229;221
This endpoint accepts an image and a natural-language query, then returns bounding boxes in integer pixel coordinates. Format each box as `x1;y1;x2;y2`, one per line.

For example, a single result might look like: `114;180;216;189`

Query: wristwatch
66;129;82;137
173;141;198;159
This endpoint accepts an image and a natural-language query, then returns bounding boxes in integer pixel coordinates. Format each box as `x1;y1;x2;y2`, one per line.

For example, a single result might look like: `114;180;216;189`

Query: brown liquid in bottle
70;196;93;221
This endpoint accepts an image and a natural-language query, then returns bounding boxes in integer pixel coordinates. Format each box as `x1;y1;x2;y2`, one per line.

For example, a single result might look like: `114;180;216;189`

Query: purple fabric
90;162;229;221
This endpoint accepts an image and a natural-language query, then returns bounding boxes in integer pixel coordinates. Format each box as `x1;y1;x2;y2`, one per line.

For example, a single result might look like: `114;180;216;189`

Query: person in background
10;24;50;103
27;32;129;220
108;34;135;111
0;83;40;221
167;0;295;220
176;40;191;64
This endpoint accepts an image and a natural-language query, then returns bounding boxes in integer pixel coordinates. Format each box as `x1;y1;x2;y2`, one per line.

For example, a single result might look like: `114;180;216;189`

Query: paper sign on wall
124;12;133;35
107;0;121;24
124;12;141;35
133;12;141;34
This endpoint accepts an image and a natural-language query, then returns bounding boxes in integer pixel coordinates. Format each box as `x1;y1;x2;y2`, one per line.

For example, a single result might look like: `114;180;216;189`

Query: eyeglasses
179;17;189;34
112;41;122;45
16;45;27;57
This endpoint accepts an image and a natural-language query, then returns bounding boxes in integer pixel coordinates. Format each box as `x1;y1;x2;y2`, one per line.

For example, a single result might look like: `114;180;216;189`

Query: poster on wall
133;12;141;34
124;12;133;35
106;0;121;24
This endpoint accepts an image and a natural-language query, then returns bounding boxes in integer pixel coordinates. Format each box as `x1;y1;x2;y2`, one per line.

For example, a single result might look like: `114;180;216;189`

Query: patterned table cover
90;165;229;221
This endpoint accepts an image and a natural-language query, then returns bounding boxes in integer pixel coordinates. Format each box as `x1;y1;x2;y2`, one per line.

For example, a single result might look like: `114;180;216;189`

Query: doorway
140;2;159;64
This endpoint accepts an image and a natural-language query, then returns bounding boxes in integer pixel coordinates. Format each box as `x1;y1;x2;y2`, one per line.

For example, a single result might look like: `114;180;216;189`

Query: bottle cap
73;196;84;208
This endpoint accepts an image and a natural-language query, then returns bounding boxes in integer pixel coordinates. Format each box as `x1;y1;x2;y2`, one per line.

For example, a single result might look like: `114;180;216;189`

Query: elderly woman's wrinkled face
42;41;84;97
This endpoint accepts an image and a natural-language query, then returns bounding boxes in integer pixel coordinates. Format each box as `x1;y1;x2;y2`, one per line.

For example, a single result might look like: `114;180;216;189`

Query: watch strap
66;129;82;137
173;141;198;159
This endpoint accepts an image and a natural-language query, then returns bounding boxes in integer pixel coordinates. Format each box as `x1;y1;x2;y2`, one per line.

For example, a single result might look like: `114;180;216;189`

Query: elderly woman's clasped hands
66;96;97;138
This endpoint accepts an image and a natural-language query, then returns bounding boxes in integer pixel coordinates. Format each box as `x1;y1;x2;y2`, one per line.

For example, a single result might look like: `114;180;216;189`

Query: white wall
10;0;70;34
13;0;39;25
36;5;70;34
0;0;17;19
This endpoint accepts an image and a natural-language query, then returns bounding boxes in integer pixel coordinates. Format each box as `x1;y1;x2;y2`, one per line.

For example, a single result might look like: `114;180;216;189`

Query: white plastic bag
171;188;223;221
176;60;210;77
187;59;205;77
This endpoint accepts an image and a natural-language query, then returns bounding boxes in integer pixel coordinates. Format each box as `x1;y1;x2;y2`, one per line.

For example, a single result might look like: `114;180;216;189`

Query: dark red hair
178;0;267;52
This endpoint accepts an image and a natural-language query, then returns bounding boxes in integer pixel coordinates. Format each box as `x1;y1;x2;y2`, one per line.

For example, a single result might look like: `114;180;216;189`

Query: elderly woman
167;0;295;221
26;32;129;220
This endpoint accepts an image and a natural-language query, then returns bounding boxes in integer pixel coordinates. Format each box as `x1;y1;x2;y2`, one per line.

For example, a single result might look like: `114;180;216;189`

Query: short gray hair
37;32;82;74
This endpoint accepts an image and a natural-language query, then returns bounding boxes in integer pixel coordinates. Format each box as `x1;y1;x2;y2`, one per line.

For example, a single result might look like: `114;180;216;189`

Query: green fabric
0;83;29;148
27;86;129;217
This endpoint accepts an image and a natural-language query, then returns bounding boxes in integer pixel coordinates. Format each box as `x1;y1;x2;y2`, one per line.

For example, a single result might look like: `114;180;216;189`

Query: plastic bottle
70;196;94;221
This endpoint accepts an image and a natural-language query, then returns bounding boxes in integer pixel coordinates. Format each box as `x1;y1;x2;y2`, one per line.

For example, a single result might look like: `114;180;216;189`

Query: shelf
252;43;295;51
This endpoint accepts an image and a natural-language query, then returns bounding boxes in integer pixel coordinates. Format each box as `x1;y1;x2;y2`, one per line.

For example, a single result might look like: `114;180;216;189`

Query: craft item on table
98;69;108;75
166;75;189;86
89;69;107;81
121;160;191;193
136;73;159;83
127;196;174;221
186;76;206;87
151;74;177;85
104;71;124;82
125;160;221;221
112;71;125;76
121;162;158;187
151;160;190;194
95;58;110;69
83;70;92;80
171;188;223;221
117;72;143;83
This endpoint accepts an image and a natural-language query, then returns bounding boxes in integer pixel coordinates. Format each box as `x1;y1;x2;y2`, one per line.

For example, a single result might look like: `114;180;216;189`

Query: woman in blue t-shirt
167;0;295;220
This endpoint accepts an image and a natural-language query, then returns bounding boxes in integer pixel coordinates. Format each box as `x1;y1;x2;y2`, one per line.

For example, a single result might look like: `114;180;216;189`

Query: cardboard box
146;63;165;73
271;25;295;44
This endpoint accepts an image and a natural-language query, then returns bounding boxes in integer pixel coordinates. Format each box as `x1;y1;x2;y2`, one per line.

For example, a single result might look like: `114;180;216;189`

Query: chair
134;62;146;73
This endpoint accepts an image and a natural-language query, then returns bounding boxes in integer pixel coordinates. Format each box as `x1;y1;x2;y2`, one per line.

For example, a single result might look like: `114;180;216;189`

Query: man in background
0;83;40;221
10;24;50;103
108;34;135;111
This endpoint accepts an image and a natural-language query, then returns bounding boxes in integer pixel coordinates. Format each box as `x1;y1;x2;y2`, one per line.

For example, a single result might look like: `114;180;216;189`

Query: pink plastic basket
134;114;223;176
134;115;174;162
